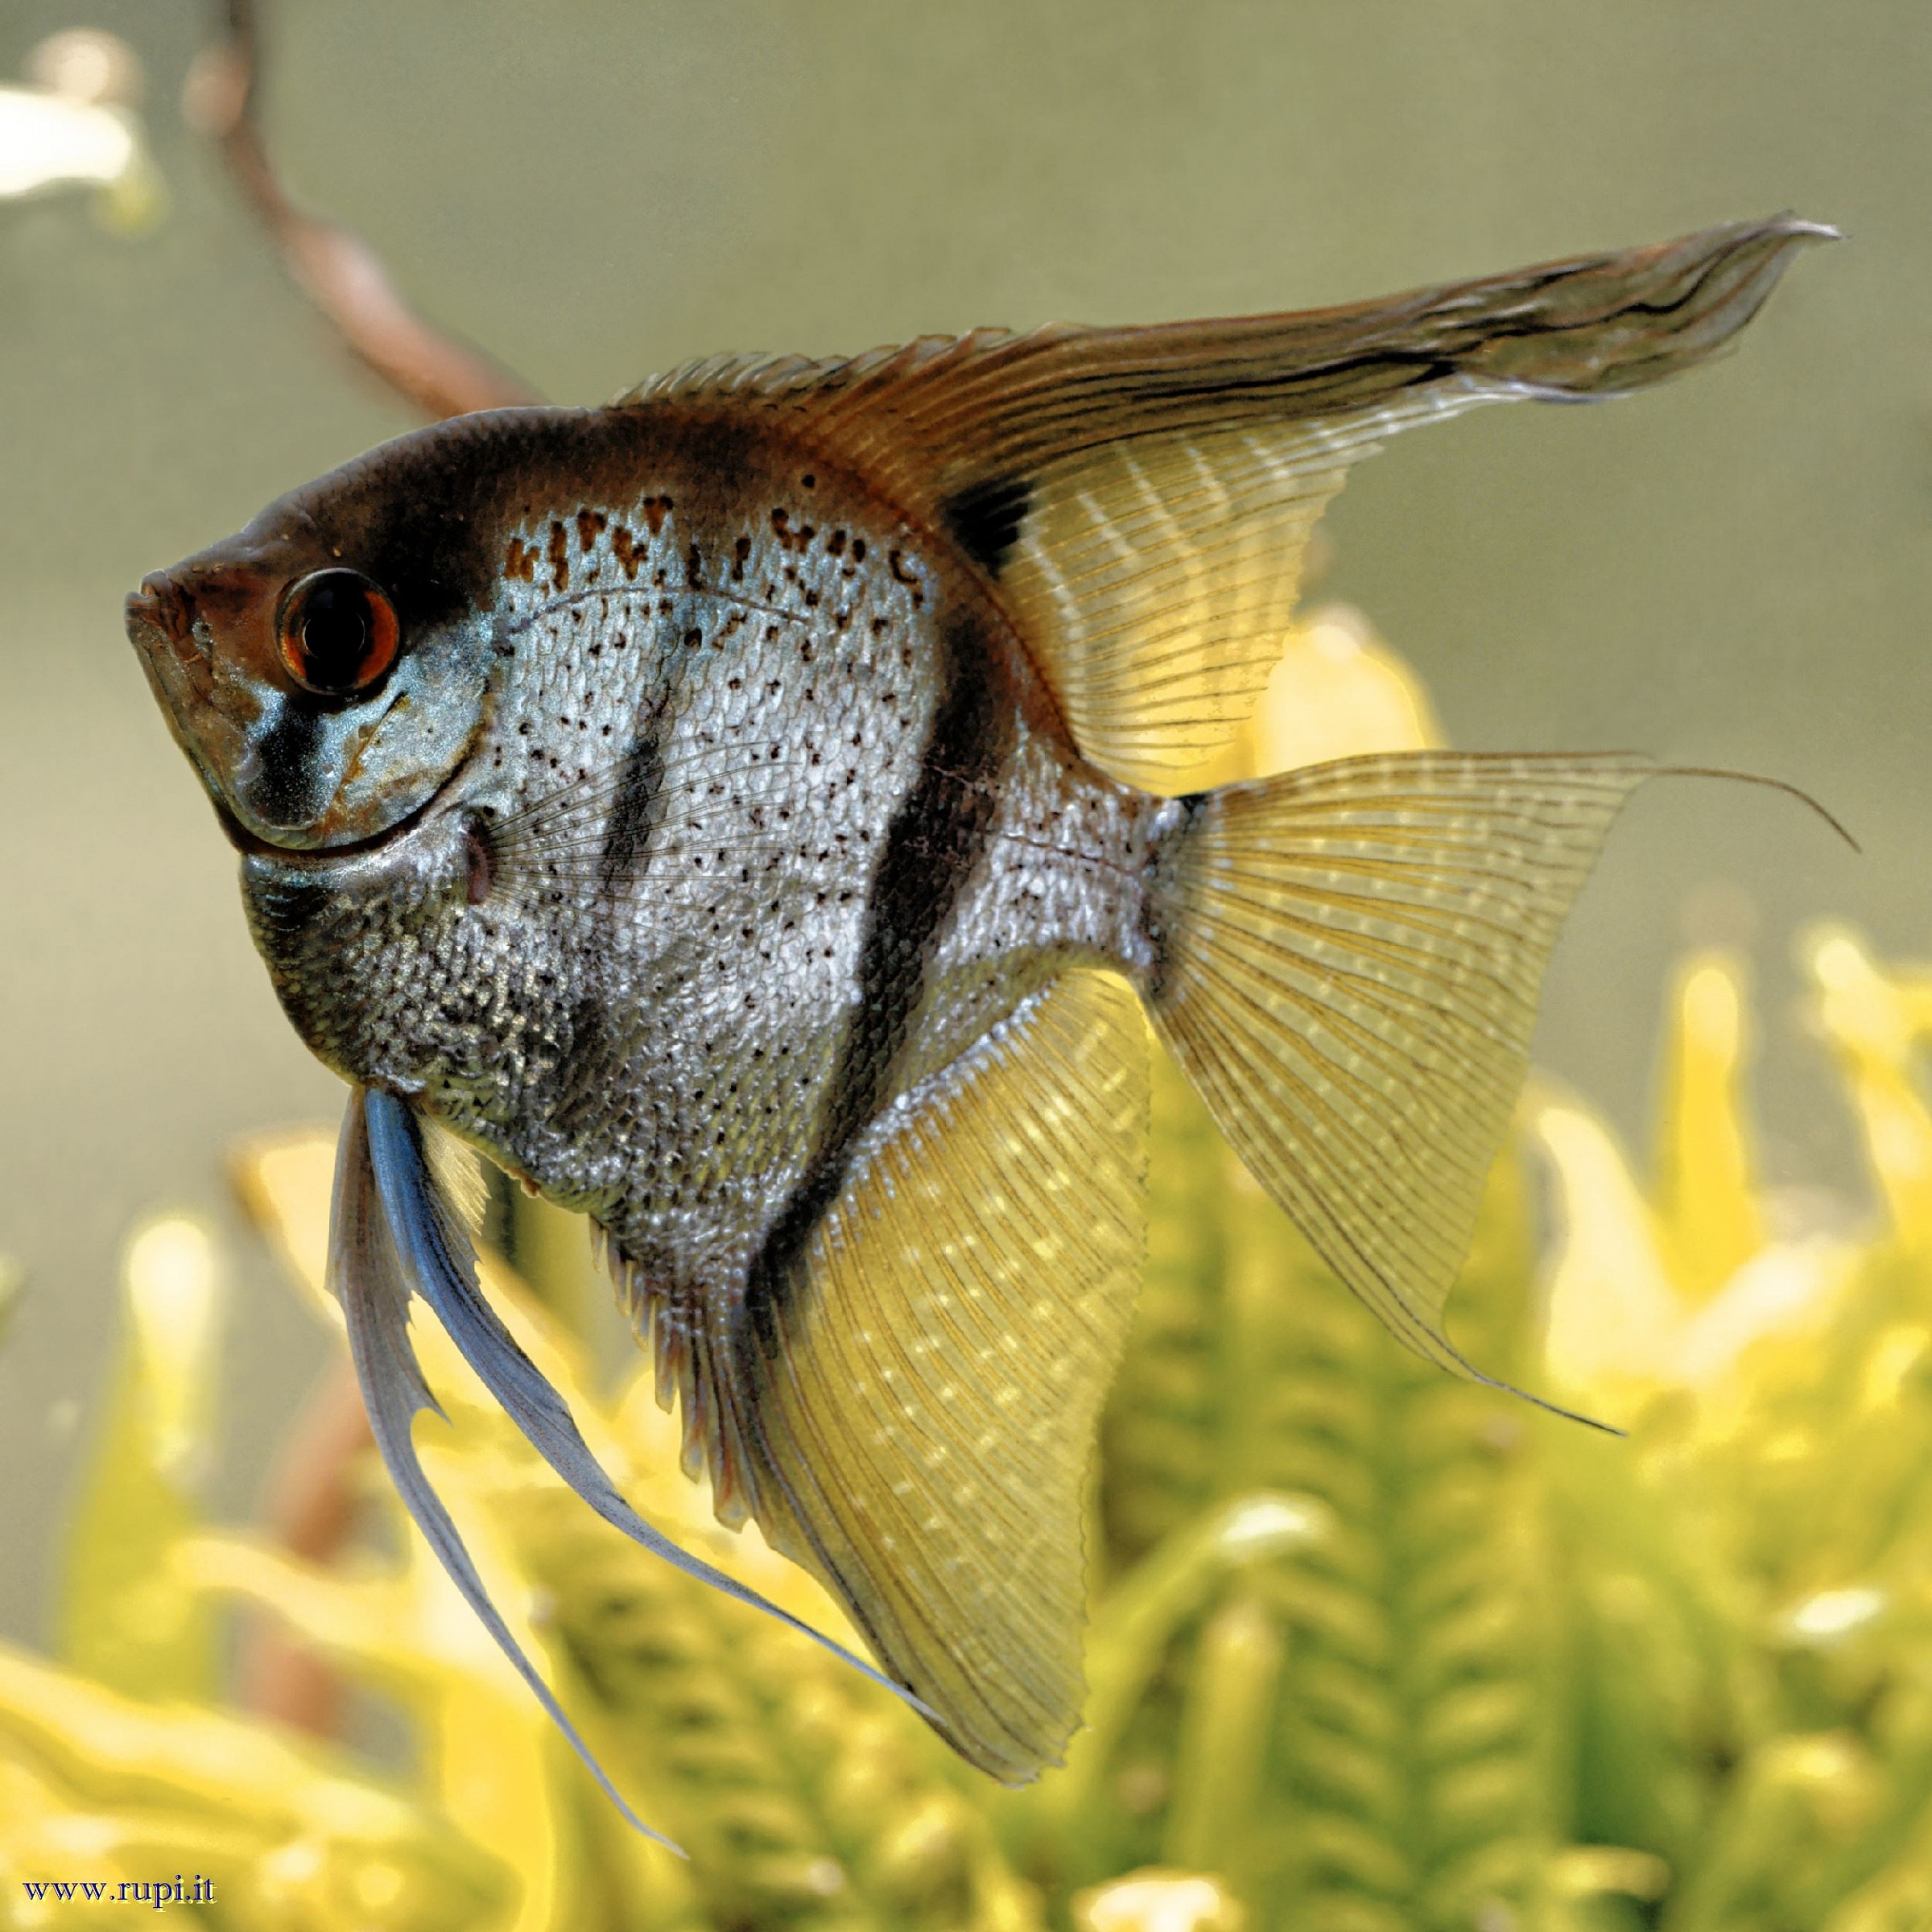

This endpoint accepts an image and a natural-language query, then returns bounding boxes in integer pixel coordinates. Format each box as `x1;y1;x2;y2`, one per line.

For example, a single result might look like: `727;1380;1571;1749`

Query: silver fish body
128;217;1833;1819
234;410;1166;1501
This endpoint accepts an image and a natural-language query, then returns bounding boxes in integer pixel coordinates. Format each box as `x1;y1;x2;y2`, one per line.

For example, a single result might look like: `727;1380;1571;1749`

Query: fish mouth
126;576;204;694
127;575;270;841
127;575;200;657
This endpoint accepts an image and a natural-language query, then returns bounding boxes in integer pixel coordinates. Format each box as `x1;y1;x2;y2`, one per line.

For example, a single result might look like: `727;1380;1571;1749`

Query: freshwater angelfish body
128;215;1829;1830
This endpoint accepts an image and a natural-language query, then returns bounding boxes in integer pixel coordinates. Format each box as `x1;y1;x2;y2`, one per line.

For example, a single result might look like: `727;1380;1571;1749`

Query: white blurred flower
0;31;159;229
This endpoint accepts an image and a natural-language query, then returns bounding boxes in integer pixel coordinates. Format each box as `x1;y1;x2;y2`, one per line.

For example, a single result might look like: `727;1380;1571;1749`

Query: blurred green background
0;0;1923;1686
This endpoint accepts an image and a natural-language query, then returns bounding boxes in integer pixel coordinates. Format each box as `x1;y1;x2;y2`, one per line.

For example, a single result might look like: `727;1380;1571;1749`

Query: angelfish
127;216;1831;1830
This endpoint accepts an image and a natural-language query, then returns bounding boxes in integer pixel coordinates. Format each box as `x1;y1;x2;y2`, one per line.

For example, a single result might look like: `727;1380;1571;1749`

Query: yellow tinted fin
1145;752;1651;1378
624;217;1831;788
737;970;1149;1782
987;395;1475;787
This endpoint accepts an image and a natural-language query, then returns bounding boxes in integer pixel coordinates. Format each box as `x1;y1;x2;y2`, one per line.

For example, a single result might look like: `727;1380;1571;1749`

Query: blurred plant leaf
1653;951;1768;1303
0;29;164;234
57;1215;222;1703
0;1641;510;1929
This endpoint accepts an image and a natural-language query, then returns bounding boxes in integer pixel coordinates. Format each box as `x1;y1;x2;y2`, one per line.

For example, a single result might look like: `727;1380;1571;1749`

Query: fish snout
126;565;251;821
128;568;185;638
126;571;213;687
129;564;181;621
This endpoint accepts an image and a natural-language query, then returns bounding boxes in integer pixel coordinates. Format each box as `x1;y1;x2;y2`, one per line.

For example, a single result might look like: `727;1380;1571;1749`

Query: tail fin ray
1145;751;1653;1371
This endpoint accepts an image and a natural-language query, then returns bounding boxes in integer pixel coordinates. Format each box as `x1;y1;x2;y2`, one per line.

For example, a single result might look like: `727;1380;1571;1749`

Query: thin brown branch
235;1345;370;1736
192;0;543;420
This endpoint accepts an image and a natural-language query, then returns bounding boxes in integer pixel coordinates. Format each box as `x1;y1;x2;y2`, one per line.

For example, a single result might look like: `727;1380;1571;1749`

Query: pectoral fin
724;970;1151;1781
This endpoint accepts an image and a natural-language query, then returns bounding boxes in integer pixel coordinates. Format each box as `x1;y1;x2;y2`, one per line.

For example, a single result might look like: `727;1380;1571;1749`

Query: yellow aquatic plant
5;609;1932;1931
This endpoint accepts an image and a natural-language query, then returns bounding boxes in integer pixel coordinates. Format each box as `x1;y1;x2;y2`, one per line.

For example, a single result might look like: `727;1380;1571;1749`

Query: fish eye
276;568;401;697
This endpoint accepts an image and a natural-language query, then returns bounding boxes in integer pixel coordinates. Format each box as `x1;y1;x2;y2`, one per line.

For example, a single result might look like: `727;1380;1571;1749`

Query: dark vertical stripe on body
940;475;1033;578
1142;789;1211;1007
739;610;1008;1359
547;716;667;1140
596;729;665;897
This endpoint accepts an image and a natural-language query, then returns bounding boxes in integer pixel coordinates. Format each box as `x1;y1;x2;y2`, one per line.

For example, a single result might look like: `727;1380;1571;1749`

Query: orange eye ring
276;569;401;697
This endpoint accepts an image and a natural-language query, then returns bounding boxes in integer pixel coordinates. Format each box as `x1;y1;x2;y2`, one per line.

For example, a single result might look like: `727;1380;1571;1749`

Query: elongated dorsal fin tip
614;217;1830;791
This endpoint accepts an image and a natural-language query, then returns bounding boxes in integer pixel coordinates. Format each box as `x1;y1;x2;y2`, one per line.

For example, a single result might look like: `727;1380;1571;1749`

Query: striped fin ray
994;385;1495;785
1145;753;1653;1386
623;217;1831;788
733;970;1150;1782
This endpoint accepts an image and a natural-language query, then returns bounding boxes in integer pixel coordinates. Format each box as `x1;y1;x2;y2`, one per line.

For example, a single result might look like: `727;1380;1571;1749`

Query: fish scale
126;215;1834;1831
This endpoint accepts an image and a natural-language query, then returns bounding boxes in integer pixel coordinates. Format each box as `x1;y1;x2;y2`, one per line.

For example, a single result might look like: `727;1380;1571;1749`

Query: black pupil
296;573;375;687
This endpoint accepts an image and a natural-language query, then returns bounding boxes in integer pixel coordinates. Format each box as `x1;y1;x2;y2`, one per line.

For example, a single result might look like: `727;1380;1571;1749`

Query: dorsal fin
617;216;1831;791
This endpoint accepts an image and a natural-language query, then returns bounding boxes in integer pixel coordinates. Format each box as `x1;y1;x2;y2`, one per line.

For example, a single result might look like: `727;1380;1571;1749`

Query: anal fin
729;970;1151;1781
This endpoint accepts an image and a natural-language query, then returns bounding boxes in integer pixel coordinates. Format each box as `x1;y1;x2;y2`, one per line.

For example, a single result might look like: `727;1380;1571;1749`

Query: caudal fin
1141;751;1652;1384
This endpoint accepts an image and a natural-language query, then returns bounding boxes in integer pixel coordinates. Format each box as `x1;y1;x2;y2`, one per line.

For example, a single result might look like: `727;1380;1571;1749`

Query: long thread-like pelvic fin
357;1090;930;1719
328;1093;671;1847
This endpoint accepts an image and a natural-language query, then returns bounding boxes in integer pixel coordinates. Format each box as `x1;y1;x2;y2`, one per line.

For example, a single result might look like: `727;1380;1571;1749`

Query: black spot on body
941;475;1033;578
247;705;328;827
